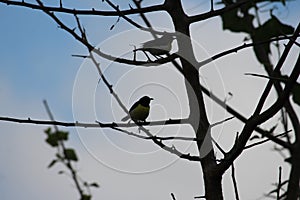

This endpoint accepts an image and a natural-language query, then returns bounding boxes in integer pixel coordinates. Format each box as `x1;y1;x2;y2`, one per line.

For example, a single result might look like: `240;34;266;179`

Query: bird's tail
121;115;130;122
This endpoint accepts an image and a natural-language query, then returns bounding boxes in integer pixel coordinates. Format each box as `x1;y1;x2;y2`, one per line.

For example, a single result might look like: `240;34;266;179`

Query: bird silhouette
135;33;175;58
121;96;153;123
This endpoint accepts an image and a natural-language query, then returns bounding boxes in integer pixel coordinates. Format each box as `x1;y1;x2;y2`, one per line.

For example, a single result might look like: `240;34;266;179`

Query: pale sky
0;0;299;200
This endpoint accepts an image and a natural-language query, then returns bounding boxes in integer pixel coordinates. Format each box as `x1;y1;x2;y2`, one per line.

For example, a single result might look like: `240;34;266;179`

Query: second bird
121;96;153;123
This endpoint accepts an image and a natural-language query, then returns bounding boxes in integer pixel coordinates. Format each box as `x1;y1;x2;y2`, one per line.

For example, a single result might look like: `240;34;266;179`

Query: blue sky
0;0;300;200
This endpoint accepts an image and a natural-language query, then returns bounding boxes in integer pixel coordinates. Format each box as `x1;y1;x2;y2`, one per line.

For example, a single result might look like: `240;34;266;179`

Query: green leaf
56;131;69;141
45;134;59;147
64;148;78;161
47;159;58;168
44;127;52;135
81;194;91;200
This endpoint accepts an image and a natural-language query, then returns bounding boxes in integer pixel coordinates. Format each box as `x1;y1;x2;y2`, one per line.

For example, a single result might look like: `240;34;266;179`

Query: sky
0;0;299;200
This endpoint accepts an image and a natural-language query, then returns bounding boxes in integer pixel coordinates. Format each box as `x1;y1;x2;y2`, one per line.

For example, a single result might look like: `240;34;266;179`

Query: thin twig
231;163;240;200
43;100;85;198
253;23;300;116
171;193;176;200
194;195;206;199
244;130;291;150
211;116;234;127
277;166;282;200
212;137;226;155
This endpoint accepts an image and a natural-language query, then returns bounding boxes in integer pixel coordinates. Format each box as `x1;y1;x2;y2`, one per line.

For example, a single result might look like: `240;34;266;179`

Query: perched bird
121;96;153;123
135;32;175;58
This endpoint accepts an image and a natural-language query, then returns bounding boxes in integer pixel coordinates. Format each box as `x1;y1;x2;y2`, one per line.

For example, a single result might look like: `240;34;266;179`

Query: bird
121;96;153;123
134;32;175;58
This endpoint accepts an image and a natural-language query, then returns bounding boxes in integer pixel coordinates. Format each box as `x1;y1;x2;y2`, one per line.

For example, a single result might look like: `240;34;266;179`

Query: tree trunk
165;1;224;199
286;144;300;199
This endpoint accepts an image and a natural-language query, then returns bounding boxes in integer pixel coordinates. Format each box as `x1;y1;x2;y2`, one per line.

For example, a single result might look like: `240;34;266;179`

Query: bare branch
231;163;240;200
0;0;165;16
200;85;291;149
244;73;289;82
244;130;291;150
198;35;300;69
0;116;190;128
43;100;86;199
211;116;234;128
277;166;282;200
188;0;251;24
171;193;176;200
218;53;300;173
194;195;206;199
254;23;300;116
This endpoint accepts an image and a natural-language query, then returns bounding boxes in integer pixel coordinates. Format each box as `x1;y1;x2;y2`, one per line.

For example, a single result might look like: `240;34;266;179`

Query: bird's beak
150;98;154;100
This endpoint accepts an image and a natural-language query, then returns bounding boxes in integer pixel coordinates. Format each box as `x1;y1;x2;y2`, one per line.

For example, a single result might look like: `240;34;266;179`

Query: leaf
56;131;69;141
220;9;254;33
45;134;59;147
47;159;58;168
252;15;294;63
81;194;91;200
44;127;52;135
64;148;78;162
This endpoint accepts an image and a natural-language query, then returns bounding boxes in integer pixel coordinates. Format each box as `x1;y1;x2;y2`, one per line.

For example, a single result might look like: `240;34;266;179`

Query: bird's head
139;96;153;105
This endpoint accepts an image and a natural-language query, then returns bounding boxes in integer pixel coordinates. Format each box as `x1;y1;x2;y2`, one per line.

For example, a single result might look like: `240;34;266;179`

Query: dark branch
218;53;300;173
231;163;240;200
188;0;251;24
244;130;291;150
0;0;164;16
198;35;300;69
0;116;190;128
254;23;300;116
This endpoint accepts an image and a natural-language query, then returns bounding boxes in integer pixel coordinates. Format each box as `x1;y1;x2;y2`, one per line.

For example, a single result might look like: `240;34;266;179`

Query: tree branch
244;130;291;150
188;0;251;24
0;0;165;16
0;116;191;128
231;163;240;200
219;53;300;173
197;35;300;69
111;126;200;161
253;23;300;116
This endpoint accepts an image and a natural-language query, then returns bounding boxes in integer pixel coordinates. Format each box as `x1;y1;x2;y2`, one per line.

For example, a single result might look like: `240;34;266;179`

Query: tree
0;0;299;199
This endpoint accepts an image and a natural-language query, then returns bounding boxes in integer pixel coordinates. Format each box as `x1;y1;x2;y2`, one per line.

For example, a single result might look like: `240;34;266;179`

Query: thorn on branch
194;195;206;199
171;193;176;200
